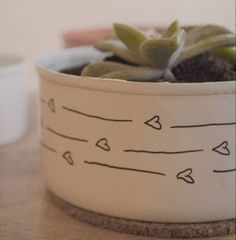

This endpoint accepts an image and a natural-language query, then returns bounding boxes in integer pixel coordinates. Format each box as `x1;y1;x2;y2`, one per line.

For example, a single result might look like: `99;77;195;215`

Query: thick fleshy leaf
101;67;164;82
162;69;177;82
109;28;161;41
168;30;186;67
163;20;180;38
81;62;138;77
140;39;178;69
113;23;148;55
180;34;236;62
96;39;145;65
182;25;200;32
96;38;126;51
211;47;236;64
186;25;232;46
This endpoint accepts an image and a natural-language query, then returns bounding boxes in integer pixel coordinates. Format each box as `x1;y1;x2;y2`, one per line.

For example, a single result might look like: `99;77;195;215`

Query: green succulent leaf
163;20;180;38
81;62;136;77
162;69;177;82
182;25;201;32
95;39;145;65
211;47;236;64
140;38;178;69
168;30;186;67
86;22;235;83
180;33;236;62
186;24;232;46
101;67;164;82
113;23;148;55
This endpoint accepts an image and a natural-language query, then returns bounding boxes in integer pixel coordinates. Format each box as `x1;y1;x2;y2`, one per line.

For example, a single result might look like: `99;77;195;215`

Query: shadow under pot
37;46;236;239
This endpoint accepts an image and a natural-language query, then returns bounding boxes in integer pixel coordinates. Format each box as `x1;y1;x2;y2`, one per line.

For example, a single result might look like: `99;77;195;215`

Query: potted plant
37;21;235;239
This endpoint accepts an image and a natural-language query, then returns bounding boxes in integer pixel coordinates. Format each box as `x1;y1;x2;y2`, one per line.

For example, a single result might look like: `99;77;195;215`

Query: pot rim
36;46;235;96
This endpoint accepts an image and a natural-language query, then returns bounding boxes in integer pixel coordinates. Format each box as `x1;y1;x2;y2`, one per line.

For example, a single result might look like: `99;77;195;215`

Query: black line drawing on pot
62;151;74;165
144;115;162;130
40;97;56;112
96;138;111;151
176;168;195;184
48;98;56;112
171;121;236;129
124;149;204;155
84;161;166;176
212;141;231;156
46;127;89;143
41;142;58;153
213;168;236;173
62;105;133;122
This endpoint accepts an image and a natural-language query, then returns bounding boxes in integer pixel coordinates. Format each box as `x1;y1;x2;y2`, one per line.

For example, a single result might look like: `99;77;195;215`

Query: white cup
0;53;28;145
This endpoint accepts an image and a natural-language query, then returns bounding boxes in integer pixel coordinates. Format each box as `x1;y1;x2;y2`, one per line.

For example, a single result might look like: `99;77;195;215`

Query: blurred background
0;0;235;90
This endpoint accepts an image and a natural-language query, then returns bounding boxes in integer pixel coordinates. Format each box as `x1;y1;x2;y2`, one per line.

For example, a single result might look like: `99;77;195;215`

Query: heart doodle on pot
48;98;56;112
96;138;111;151
144;115;162;130
212;141;230;156
62;151;74;165
177;168;195;184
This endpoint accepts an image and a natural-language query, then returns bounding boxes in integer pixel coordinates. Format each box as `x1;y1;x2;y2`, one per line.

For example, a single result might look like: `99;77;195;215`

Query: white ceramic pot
0;53;28;145
37;47;235;223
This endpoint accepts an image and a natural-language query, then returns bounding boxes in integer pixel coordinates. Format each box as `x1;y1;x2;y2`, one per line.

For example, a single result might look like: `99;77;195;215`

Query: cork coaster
49;191;235;239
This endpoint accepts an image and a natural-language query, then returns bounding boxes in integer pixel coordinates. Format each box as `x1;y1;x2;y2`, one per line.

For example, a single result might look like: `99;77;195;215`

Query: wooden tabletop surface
0;94;235;240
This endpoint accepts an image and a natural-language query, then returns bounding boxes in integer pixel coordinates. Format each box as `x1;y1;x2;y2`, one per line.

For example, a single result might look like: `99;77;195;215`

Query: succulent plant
81;21;236;82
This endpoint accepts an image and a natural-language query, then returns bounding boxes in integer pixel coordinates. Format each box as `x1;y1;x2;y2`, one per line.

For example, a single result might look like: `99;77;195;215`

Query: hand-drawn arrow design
177;168;195;184
171;121;236;128
213;168;236;173
41;142;57;153
46;127;88;143
62;151;74;165
48;98;56;112
84;161;166;176
96;138;111;151
144;115;162;130
124;148;203;155
62;106;133;122
212;141;230;156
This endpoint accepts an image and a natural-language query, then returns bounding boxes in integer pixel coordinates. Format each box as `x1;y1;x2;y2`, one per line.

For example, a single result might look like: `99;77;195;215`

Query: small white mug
0;53;28;145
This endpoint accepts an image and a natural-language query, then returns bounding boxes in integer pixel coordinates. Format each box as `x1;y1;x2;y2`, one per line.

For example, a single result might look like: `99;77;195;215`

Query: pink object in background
63;29;113;48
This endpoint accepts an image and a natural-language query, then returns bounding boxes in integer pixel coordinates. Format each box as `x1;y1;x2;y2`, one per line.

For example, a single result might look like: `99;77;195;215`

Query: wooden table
0;94;235;240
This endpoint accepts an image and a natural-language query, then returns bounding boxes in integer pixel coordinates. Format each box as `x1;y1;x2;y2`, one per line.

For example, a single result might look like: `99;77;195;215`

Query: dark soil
172;53;236;82
60;53;236;82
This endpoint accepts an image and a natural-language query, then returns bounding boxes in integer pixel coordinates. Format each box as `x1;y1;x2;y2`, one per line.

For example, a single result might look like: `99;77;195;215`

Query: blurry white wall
0;0;235;61
0;0;235;89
